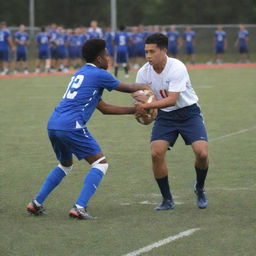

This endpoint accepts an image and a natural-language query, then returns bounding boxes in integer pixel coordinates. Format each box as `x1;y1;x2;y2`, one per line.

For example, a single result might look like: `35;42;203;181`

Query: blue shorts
0;49;9;61
48;128;102;162
168;45;178;55
38;49;50;60
151;104;208;146
239;46;248;53
51;47;58;59
115;50;128;63
215;45;224;54
186;45;194;54
16;51;27;61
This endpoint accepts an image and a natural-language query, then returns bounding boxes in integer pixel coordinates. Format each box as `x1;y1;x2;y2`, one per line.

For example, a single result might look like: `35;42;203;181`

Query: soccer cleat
69;205;96;220
26;200;47;216
154;198;176;211
194;185;208;209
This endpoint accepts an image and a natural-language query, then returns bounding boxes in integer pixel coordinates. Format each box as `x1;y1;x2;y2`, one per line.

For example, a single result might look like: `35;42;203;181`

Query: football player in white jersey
135;33;209;210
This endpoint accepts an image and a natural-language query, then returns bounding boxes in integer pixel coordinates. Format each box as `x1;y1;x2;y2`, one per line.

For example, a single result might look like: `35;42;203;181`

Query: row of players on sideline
0;20;251;76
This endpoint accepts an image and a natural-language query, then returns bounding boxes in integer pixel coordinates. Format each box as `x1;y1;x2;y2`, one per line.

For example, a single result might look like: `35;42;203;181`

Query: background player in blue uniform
26;38;151;219
213;25;227;63
235;24;250;62
114;25;130;78
182;25;196;64
0;21;15;75
14;24;29;74
167;25;180;58
35;27;51;73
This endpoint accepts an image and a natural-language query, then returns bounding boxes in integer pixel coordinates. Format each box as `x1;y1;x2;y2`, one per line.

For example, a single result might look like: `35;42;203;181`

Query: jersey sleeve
168;64;188;92
99;70;120;91
136;68;147;83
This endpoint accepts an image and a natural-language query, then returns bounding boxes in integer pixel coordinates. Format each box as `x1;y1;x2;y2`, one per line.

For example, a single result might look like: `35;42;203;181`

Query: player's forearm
116;82;150;93
99;105;135;114
143;96;176;109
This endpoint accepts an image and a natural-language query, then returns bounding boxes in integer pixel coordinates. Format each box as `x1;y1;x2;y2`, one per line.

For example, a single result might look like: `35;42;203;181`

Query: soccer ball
132;90;157;125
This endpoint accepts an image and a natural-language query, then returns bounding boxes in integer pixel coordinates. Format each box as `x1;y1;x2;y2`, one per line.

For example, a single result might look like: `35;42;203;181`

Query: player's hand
134;102;147;117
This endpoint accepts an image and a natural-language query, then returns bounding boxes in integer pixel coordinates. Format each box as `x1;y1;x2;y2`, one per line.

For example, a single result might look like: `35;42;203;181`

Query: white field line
209;126;256;142
122;228;200;256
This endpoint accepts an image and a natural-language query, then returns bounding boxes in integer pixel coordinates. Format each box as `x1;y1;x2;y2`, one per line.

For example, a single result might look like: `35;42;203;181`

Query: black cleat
154;199;176;211
194;185;208;209
26;200;47;216
69;205;96;220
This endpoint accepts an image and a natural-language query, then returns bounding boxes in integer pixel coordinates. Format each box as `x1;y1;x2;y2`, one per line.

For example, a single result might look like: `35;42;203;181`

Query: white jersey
136;57;198;112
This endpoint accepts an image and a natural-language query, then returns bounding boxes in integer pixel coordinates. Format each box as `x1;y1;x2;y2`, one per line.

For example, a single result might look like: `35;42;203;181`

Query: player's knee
151;148;164;161
196;150;208;163
92;157;109;175
58;163;73;175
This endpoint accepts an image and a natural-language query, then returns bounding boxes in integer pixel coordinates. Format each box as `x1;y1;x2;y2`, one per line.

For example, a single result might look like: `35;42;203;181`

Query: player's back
47;64;119;131
115;32;129;51
0;29;10;49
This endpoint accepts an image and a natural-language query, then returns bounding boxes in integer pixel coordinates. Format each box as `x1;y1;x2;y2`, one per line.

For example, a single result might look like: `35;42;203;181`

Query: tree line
1;0;256;28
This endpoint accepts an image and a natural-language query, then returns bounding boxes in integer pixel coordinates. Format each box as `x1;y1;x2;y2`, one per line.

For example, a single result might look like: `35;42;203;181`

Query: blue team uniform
214;30;226;53
47;64;119;161
48;29;58;59
131;32;146;57
67;35;79;59
36;32;51;59
114;32;129;63
167;31;180;55
183;31;195;54
15;31;29;61
0;29;11;61
237;30;249;53
104;31;114;56
56;33;68;59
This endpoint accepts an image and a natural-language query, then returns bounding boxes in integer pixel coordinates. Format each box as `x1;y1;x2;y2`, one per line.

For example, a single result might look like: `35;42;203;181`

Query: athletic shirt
136;57;198;112
47;64;119;131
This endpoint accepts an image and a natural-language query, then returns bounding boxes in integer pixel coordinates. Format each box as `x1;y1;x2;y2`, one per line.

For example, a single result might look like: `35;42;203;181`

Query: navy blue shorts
16;51;27;61
48;128;102;162
239;46;248;53
115;50;128;63
0;49;9;61
151;104;208;146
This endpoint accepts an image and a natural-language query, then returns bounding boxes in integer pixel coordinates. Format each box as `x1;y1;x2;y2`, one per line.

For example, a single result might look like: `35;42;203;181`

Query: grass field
1;67;256;256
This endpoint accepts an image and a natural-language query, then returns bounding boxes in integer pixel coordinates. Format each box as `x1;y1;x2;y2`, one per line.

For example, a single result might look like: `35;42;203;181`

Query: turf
0;67;256;256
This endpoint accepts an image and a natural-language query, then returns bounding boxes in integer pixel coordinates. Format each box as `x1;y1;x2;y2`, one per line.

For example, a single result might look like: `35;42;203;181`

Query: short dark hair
145;33;168;50
82;39;106;62
119;25;125;31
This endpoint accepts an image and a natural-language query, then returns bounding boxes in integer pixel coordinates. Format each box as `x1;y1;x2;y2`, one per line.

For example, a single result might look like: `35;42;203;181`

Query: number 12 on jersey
63;75;84;99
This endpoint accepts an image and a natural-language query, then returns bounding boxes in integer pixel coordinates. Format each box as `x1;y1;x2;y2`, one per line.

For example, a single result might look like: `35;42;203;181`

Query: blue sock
75;168;104;208
35;167;66;204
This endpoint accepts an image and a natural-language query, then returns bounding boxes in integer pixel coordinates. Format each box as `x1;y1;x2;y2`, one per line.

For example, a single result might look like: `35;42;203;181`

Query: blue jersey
15;31;29;52
0;29;11;50
183;31;195;46
167;31;180;46
238;30;249;47
115;32;129;52
47;64;119;131
214;30;226;47
36;32;50;50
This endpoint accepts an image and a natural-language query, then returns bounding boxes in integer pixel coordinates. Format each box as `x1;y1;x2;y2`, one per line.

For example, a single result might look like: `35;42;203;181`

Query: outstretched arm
97;99;135;115
115;81;152;93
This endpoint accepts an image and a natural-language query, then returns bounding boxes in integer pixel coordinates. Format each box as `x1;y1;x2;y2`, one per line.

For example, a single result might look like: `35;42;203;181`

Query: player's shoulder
169;57;186;69
138;62;151;74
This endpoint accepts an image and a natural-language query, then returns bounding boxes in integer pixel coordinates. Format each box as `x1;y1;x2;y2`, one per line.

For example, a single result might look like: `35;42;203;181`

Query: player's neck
153;56;167;74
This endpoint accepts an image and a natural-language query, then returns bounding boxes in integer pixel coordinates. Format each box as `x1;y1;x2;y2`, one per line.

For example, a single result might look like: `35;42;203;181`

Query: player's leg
69;152;108;219
151;140;176;210
27;130;73;215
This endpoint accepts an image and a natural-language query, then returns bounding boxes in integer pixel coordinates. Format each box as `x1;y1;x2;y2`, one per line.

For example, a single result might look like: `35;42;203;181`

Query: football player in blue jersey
26;38;151;219
213;25;227;64
114;25;130;78
48;23;59;71
182;25;196;64
14;24;29;74
55;26;69;72
167;25;181;58
35;27;51;73
0;21;15;75
235;24;250;62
